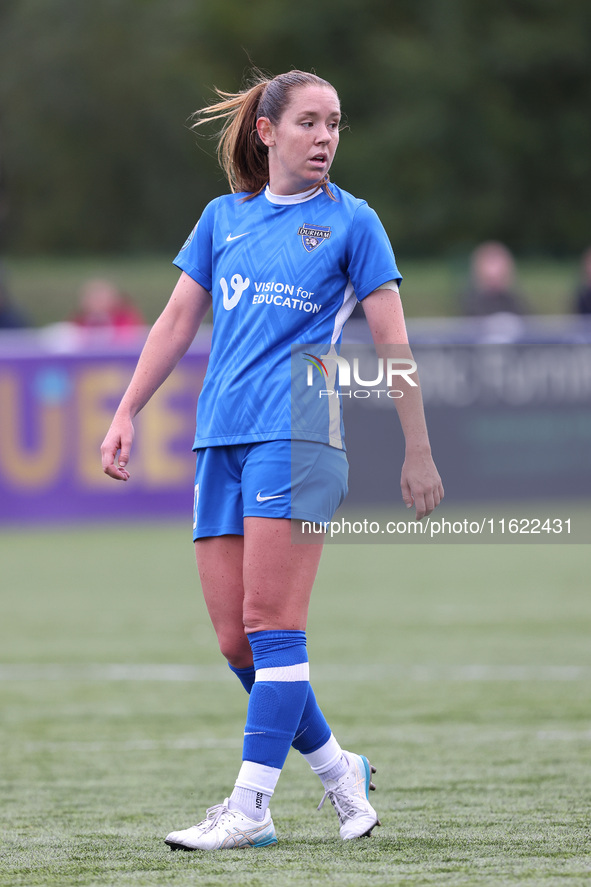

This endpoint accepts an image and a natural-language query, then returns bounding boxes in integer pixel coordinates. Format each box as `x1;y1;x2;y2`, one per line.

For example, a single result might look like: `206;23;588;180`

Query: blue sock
243;630;310;769
291;685;332;755
228;663;255;693
228;658;332;755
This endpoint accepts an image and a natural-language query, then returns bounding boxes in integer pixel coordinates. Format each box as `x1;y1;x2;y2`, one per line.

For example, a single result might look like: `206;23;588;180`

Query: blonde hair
191;70;339;198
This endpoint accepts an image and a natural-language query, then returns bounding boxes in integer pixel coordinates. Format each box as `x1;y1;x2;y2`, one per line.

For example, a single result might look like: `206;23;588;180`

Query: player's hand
100;417;134;481
401;450;444;520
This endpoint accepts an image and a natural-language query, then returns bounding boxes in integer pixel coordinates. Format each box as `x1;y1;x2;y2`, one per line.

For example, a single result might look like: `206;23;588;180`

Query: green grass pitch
1;523;590;886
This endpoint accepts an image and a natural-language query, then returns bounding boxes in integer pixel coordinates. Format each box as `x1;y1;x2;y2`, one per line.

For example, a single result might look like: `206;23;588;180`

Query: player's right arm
100;272;211;481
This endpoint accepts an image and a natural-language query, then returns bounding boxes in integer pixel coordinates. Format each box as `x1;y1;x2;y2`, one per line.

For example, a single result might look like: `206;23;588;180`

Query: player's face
257;85;341;195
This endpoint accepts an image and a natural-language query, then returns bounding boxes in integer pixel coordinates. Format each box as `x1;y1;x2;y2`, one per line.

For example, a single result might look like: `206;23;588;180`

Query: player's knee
217;630;252;669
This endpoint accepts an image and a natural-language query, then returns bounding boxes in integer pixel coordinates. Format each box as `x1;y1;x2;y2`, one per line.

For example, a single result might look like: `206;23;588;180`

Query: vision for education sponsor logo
221;272;322;313
252;281;321;313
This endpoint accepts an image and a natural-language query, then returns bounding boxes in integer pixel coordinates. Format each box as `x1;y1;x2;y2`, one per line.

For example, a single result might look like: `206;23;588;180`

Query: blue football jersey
174;184;401;450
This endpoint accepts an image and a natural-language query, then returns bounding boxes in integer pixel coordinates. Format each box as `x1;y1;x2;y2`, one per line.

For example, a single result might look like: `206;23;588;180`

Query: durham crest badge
298;224;332;253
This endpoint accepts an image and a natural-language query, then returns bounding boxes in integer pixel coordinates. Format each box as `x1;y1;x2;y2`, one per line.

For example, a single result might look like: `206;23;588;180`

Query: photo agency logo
303;350;418;398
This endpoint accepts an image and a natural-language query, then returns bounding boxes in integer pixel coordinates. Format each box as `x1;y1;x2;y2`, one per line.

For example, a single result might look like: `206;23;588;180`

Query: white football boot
165;800;277;850
317;751;380;839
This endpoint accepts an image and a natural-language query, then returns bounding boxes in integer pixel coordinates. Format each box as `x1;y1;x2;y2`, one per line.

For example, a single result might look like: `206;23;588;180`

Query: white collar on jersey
264;184;324;205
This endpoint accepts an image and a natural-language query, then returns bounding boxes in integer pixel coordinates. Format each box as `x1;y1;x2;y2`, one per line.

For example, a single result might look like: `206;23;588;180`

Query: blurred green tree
0;0;589;256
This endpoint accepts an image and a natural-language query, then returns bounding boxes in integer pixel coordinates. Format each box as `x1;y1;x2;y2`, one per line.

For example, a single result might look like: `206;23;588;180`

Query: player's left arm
362;288;444;519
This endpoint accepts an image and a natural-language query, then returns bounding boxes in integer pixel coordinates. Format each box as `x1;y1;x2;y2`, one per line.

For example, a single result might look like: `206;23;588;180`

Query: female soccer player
101;70;443;850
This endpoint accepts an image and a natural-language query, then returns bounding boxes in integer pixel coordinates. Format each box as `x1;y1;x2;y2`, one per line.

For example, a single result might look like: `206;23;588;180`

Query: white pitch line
0;664;225;682
18;729;591;755
1;664;591;682
22;737;242;754
536;730;591;741
316;664;591;682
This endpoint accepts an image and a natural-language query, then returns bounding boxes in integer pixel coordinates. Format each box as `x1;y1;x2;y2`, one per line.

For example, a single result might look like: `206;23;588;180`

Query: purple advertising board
0;331;209;524
1;326;590;526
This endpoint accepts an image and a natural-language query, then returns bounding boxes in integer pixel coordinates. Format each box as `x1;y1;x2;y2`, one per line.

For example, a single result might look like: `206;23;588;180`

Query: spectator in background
0;141;8;251
573;247;591;315
0;140;29;328
462;241;528;317
0;270;29;329
71;278;145;336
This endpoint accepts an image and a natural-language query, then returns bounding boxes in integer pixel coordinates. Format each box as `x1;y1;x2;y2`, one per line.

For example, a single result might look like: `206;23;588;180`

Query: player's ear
256;117;275;148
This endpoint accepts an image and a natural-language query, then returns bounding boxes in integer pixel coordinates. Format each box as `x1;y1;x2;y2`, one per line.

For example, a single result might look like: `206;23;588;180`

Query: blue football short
192;440;348;540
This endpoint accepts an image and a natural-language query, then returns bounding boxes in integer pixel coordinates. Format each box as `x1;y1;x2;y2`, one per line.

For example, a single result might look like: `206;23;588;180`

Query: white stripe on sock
255;663;310;682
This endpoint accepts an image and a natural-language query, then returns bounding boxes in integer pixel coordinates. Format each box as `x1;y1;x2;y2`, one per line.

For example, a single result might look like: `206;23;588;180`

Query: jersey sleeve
347;203;402;301
172;200;216;292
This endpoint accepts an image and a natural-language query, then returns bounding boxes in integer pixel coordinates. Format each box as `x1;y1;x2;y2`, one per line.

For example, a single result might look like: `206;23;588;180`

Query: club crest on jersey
180;222;198;251
298;224;331;253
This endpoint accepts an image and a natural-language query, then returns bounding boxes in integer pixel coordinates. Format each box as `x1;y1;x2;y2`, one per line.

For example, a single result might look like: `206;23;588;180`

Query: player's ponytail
191;70;337;198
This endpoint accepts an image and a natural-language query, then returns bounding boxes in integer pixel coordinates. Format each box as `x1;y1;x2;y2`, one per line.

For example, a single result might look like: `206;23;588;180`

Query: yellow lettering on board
0;374;64;488
77;367;130;487
140;370;194;487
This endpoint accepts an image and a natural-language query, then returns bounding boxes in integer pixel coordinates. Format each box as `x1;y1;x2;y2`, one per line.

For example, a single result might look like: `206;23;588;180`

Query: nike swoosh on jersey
226;232;250;241
256;492;285;502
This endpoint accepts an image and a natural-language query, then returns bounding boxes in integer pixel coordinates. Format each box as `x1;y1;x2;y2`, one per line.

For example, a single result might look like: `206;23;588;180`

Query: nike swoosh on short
256;492;285;502
226;232;250;241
